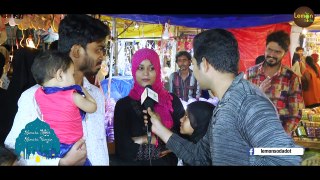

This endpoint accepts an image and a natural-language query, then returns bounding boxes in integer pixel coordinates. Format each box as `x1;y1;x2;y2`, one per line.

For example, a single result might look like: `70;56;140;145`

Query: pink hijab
129;48;174;129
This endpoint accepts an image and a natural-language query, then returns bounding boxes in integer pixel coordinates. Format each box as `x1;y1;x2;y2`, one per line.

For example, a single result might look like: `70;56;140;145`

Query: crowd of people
1;14;319;166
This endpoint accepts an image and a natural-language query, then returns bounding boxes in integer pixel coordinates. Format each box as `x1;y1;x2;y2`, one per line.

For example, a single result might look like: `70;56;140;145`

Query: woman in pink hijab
114;48;185;165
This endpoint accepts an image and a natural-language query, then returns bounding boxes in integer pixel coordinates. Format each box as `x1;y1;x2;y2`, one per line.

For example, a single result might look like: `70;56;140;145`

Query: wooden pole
112;17;119;76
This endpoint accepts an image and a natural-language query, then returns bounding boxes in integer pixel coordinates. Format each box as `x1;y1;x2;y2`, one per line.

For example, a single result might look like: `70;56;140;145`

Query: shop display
295;107;320;140
295;107;320;141
294;107;320;165
306;32;320;55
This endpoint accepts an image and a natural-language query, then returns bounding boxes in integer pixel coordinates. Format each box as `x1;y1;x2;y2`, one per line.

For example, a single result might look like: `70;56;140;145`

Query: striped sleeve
239;94;302;165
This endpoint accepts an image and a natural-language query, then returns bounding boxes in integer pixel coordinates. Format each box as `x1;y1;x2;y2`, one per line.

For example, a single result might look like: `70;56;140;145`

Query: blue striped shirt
167;73;302;165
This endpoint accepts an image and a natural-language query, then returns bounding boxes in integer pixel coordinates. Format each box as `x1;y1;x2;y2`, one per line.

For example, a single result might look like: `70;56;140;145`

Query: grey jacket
167;73;302;166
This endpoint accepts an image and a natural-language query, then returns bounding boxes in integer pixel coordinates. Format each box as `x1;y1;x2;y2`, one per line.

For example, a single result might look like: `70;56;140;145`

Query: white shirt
291;61;302;77
5;78;109;165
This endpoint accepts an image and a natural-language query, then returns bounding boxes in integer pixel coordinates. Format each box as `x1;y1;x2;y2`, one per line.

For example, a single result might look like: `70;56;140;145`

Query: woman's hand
132;135;157;145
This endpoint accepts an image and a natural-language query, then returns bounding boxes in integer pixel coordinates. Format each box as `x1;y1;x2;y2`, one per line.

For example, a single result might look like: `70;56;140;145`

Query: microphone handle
146;113;152;144
147;114;152;132
145;105;153;133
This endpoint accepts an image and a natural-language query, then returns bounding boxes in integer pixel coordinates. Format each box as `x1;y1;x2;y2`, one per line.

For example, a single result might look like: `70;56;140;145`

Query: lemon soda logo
294;6;315;27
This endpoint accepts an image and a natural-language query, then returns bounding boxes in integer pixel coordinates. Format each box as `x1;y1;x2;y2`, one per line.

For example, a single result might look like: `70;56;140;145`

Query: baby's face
180;111;194;136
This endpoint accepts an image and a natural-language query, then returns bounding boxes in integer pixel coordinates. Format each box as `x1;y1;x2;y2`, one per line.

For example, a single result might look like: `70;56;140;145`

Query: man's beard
180;65;188;71
265;56;281;67
83;67;100;76
79;57;100;76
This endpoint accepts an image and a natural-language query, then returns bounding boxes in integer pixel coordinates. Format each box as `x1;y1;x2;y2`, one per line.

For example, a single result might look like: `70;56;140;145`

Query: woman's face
180;111;194;136
135;59;156;87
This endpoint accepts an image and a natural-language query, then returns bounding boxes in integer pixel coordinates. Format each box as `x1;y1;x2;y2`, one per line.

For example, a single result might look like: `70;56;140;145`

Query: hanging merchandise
306;32;320;55
26;35;36;48
0;18;7;45
19;29;40;49
162;23;170;40
39;28;59;43
146;40;155;49
177;35;194;53
18;15;31;31
184;35;194;52
0;23;8;45
52;14;64;33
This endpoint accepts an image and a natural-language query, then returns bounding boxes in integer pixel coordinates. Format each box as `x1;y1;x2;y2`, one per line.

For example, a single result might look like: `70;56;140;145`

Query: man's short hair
193;29;239;75
266;31;290;52
175;51;191;63
58;14;111;54
31;50;73;85
295;47;304;52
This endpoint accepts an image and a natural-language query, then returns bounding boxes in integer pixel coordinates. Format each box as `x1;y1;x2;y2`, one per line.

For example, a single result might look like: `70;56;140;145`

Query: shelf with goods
293;107;320;165
293;107;320;149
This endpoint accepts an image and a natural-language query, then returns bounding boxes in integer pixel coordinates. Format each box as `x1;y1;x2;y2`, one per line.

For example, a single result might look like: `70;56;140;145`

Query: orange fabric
302;65;320;107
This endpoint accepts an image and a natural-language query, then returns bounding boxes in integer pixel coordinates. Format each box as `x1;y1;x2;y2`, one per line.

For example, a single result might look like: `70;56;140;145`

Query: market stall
295;107;320;165
100;14;319;145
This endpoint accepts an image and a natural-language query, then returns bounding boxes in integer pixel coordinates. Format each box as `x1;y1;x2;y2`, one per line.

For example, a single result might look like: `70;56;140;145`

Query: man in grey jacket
145;29;302;165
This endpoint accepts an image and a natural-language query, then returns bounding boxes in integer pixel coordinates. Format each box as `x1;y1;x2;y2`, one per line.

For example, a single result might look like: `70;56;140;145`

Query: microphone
141;85;158;144
141;85;158;110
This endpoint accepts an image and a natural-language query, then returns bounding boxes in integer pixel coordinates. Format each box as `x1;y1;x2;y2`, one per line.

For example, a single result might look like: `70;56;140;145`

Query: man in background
168;51;200;101
245;31;305;135
145;29;301;165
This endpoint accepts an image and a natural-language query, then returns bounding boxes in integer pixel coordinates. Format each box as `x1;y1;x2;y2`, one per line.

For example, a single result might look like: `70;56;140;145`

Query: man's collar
83;77;92;90
259;62;283;77
219;72;243;103
178;69;192;77
234;72;244;84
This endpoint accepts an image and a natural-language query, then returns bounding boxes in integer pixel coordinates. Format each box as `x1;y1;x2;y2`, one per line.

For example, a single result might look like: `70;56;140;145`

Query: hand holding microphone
143;107;173;144
141;85;158;144
141;85;173;144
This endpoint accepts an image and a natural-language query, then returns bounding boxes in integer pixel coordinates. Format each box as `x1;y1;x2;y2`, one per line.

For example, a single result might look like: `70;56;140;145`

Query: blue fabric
59;143;91;166
105;14;293;29
101;76;134;101
42;85;86;120
38;143;91;166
